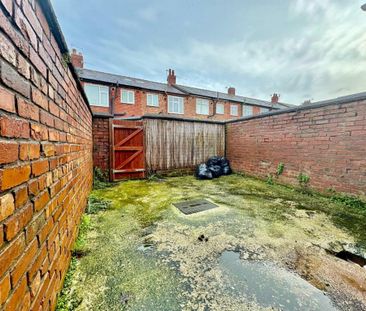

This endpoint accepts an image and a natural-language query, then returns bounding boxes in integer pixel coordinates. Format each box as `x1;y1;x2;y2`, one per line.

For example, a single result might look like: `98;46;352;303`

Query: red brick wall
0;1;93;310
92;117;110;172
227;101;366;195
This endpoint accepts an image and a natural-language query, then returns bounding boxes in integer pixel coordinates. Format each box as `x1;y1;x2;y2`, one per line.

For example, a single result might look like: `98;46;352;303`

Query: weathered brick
0;86;16;113
0;7;29;56
0;0;93;307
33;190;50;212
0;274;11;305
19;142;40;161
31;87;48;110
14;6;37;51
30;46;47;78
31;123;48;140
17;97;40;121
0;32;16;66
48;129;59;142
0;233;25;276
0;165;31;191
32;159;49;177
49;101;60;117
40;110;54;127
4;202;32;242
22;0;43;38
4;276;28;311
0;141;18;164
42;143;55;157
17;53;31;79
0;115;30;138
10;237;38;285
0;193;15;222
14;185;28;209
0;60;31;98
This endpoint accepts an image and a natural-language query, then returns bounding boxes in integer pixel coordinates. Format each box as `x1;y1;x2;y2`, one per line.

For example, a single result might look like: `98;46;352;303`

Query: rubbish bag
195;163;213;179
208;165;223;178
195;156;232;179
206;156;222;167
222;165;232;175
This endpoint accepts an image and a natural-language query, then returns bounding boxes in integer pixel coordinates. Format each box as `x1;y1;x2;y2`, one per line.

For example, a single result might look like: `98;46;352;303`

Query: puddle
219;251;337;311
336;250;366;268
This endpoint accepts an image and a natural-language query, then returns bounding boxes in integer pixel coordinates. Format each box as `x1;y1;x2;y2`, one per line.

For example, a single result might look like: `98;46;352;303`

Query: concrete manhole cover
173;199;218;215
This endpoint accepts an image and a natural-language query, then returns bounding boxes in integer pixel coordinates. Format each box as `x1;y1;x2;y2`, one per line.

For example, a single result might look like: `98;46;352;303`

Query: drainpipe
111;81;119;117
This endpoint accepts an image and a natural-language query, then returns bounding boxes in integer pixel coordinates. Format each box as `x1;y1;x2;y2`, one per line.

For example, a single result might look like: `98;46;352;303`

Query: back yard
57;174;366;311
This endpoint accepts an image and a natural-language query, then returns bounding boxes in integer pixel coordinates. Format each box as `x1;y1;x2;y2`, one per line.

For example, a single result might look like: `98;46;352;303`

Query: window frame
146;93;159;107
230;104;239;116
260;107;269;114
243;105;253;117
84;83;109;107
121;89;135;104
196;98;209;115
168;96;184;114
216;103;224;115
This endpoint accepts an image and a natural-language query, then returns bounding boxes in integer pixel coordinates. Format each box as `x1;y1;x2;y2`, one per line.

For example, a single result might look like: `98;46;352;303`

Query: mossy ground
57;174;366;311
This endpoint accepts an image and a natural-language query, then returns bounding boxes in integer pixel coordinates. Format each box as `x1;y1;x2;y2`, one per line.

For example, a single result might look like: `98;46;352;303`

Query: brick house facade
71;50;290;120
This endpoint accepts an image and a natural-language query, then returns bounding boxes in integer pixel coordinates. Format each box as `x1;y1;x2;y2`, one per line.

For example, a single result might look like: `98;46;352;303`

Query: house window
84;83;109;107
147;93;159;107
243;105;253;117
196;98;209;115
121;89;135;104
216;103;224;114
260;107;269;113
230;104;238;116
168;96;184;114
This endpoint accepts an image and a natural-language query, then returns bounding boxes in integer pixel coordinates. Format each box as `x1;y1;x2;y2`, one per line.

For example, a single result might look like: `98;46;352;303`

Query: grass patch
56;257;82;310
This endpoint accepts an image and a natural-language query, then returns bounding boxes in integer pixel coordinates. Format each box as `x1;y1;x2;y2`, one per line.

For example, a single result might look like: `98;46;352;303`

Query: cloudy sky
51;0;366;105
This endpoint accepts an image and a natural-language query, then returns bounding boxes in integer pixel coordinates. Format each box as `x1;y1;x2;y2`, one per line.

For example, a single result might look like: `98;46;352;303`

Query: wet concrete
57;175;366;311
219;251;336;310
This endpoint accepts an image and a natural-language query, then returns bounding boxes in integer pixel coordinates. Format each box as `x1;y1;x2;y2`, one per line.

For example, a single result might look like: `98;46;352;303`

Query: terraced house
70;50;290;120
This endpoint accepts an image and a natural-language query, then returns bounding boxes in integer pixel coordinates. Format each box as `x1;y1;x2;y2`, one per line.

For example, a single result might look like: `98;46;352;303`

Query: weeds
72;215;90;257
297;172;310;186
56;257;82;311
93;167;111;190
276;163;285;176
331;194;366;210
266;174;274;185
87;195;111;214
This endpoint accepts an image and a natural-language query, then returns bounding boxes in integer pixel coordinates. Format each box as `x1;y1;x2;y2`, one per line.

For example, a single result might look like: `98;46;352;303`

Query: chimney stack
167;69;176;85
70;48;84;68
227;87;236;96
271;93;279;103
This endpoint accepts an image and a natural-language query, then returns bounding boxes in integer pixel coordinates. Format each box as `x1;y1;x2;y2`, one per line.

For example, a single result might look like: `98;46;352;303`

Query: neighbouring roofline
76;68;287;109
226;91;366;124
92;90;366;124
38;0;93;116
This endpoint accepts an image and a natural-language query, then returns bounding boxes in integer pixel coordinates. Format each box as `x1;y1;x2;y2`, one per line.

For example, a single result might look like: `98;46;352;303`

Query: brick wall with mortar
92;117;110;172
226;100;366;195
0;1;93;310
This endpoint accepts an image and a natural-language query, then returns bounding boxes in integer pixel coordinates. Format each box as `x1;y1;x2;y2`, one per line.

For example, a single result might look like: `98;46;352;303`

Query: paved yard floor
58;175;366;311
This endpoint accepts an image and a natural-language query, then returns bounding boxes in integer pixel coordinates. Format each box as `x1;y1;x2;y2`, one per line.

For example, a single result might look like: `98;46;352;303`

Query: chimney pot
70;48;84;68
271;93;280;103
167;68;176;85
228;87;236;96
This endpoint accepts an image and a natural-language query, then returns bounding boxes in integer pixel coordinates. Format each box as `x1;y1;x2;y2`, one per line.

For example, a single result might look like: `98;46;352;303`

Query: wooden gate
110;120;145;181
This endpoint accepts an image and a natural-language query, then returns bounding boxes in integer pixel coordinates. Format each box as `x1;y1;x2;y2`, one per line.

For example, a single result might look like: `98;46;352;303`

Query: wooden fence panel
144;118;225;172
